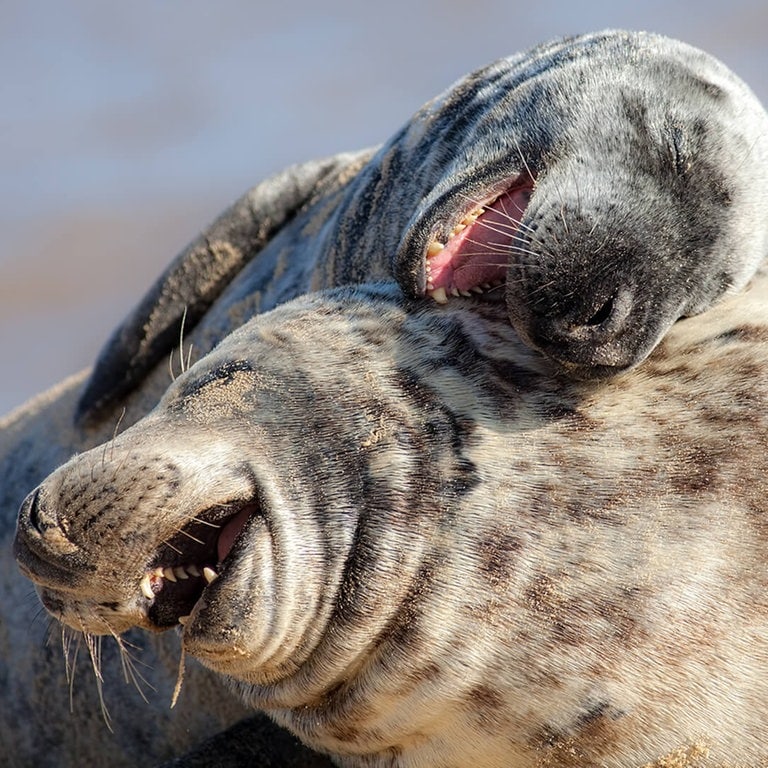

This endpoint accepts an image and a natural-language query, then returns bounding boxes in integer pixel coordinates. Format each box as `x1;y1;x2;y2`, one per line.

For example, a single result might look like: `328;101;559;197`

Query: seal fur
75;29;768;426
16;271;768;767
7;28;768;766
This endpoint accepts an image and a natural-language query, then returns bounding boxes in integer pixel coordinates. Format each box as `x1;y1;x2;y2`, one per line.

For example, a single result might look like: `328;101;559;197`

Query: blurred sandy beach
2;0;767;415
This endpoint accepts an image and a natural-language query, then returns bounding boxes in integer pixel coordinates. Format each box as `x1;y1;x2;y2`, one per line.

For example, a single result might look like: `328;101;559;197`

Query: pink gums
217;506;254;563
427;182;533;293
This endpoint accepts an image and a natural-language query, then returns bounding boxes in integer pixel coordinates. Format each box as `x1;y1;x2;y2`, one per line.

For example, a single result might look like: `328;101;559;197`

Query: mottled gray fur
16;272;768;767
76;29;768;424
5;28;768;767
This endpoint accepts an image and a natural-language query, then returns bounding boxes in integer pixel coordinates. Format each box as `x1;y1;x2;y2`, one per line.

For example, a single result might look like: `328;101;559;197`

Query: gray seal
74;29;768;426
16;271;768;767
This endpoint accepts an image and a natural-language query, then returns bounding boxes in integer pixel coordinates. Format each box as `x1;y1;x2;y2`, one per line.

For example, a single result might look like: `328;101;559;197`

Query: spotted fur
6;28;768;767
76;29;768;424
16;269;768;767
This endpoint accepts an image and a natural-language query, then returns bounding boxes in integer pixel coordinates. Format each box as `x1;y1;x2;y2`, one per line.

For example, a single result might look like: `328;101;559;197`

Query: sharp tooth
178;614;190;626
428;286;448;305
451;223;466;236
186;564;201;577
203;567;219;584
174;566;190;580
163;567;177;582
480;283;492;290
140;574;155;600
460;290;473;298
471;286;485;294
427;241;445;258
451;287;460;297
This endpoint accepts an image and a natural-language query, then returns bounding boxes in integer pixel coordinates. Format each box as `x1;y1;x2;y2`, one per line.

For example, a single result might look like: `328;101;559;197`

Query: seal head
390;30;768;377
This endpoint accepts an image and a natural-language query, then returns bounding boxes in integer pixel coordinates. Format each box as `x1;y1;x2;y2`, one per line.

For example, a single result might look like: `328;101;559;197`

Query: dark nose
530;287;635;369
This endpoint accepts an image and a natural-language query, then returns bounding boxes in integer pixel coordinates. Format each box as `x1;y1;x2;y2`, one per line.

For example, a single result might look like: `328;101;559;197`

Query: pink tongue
428;184;532;292
217;506;253;563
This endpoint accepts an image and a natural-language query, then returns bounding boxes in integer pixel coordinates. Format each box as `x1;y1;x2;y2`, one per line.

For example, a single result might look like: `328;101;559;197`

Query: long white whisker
511;134;535;183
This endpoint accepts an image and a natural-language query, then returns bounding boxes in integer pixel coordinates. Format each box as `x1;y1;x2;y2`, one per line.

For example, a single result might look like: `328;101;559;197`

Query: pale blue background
1;0;766;413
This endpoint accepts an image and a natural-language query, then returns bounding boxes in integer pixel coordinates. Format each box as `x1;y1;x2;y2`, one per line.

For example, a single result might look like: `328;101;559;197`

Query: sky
2;0;767;414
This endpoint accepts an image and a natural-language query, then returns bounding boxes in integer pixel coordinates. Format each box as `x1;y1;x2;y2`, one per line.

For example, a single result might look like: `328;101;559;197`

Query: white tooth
480;283;492;290
471;286;485;294
178;614;190;626
451;287;460;297
203;566;219;584
427;241;444;258
174;566;190;580
140;574;155;600
164;567;177;582
428;286;448;305
186;564;201;577
426;281;435;291
460;290;473;298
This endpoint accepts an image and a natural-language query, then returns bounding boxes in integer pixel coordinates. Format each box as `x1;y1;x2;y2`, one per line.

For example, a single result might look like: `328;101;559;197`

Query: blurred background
1;0;766;415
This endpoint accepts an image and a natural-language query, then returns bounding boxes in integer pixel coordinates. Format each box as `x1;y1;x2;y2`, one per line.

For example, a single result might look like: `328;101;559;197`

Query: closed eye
668;121;691;176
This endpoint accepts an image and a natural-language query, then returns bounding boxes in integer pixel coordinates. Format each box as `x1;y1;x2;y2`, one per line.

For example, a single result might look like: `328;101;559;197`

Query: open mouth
424;175;534;304
138;502;257;629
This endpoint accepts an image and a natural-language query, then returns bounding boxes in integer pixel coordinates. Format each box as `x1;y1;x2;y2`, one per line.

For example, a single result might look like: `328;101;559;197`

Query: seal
74;29;768;426
16;271;768;767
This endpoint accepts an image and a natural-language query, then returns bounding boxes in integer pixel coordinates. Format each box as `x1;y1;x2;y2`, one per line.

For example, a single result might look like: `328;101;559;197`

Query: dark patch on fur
466;684;509;732
534;698;620;755
714;324;768;345
477;530;522;586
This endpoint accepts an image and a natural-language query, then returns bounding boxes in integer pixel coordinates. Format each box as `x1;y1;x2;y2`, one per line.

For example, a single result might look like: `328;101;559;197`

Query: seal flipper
75;152;372;427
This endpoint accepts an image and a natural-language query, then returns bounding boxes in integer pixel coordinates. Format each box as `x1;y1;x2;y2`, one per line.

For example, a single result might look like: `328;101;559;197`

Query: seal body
16;273;768;767
8;28;768;767
75;30;768;426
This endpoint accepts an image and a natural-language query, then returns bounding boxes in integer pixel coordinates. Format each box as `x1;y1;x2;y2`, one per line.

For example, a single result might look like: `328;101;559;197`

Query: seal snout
518;284;640;375
15;486;79;568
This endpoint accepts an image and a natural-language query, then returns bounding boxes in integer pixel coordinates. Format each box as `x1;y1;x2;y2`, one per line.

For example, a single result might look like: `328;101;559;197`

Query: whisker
179;529;205;546
471;216;547;251
179;306;189;375
189;516;224;529
103;407;127;469
169;348;177;383
171;641;187;709
111;631;153;702
462;235;551;263
511;134;536;184
160;539;184;556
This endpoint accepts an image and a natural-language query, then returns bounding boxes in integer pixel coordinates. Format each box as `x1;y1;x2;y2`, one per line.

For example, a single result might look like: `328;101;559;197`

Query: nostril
585;297;615;327
23;488;44;533
29;488;42;531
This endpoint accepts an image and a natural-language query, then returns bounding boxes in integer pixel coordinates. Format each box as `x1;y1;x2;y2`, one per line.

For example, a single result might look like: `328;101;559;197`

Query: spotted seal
74;29;768;427
16;269;768;766
6;29;768;766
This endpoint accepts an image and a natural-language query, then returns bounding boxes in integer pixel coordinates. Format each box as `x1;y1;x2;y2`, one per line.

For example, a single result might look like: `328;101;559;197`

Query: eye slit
668;122;691;176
